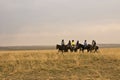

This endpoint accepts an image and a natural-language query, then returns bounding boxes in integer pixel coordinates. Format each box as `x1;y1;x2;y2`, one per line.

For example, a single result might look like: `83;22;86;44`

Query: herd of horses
56;44;99;53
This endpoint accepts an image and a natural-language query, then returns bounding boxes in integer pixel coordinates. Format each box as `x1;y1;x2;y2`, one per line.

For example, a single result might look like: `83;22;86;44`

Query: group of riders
61;39;96;48
56;39;98;53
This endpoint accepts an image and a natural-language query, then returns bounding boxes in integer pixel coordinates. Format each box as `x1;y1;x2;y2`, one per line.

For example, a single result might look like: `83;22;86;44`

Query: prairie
0;48;120;80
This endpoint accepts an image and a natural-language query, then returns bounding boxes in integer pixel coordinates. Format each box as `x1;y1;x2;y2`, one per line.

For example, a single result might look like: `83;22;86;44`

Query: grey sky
0;0;120;46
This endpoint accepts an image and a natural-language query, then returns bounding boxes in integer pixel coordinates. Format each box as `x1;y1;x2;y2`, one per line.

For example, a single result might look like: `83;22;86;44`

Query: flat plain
0;48;120;80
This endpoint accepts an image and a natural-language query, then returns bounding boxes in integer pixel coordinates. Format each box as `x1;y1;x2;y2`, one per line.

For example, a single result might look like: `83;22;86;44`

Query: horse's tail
94;46;99;53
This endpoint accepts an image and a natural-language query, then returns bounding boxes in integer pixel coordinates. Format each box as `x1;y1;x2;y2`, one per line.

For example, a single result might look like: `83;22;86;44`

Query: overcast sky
0;0;120;46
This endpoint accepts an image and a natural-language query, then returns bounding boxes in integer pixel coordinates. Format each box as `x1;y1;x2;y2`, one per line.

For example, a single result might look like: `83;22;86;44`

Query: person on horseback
67;40;71;47
92;40;96;48
71;40;75;47
76;40;79;47
61;39;65;46
84;40;87;48
61;39;66;51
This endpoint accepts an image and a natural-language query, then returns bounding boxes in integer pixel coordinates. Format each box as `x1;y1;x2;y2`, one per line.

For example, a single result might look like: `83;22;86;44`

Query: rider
92;40;96;48
76;40;79;47
84;40;87;48
61;39;65;46
71;40;75;47
67;40;71;47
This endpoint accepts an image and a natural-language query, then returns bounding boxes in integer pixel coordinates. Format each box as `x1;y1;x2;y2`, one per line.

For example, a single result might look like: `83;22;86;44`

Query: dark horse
56;44;99;53
77;44;99;53
56;44;68;53
56;44;78;53
66;45;78;52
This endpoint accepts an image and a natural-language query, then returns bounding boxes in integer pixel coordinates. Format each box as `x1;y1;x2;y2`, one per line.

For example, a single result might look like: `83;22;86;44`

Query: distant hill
98;44;120;48
0;44;120;50
0;46;55;50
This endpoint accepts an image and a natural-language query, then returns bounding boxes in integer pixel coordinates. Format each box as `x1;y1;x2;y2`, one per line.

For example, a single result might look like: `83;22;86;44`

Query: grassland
0;48;120;80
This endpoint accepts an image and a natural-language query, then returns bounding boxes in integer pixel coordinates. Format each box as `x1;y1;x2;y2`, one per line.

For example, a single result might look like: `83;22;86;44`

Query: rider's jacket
61;41;65;46
71;42;75;46
84;42;87;47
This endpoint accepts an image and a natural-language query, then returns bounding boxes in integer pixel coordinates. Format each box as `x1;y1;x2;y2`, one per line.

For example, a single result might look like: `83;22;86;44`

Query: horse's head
56;44;61;49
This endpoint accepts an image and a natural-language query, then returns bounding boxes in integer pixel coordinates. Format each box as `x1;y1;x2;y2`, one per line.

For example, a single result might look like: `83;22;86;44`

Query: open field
0;48;120;80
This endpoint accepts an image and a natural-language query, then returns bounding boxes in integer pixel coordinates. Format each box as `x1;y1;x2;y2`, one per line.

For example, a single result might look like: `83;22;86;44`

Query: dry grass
0;48;120;80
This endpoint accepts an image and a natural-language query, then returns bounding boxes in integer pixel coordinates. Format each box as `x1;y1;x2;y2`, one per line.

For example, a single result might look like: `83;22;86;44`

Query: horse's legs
74;48;77;52
57;50;60;54
94;48;96;53
79;49;81;53
82;49;84;53
62;50;64;54
94;47;98;53
87;49;89;53
57;49;64;54
90;49;93;53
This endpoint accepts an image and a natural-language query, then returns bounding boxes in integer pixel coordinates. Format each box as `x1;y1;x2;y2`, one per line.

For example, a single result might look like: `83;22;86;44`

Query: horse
89;45;99;53
56;44;78;53
66;44;79;52
77;44;90;53
56;44;68;54
77;44;99;53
